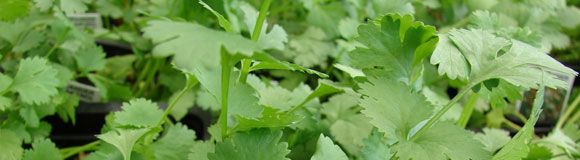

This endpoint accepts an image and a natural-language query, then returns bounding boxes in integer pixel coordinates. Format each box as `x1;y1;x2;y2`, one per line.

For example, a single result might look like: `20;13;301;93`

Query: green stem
45;28;70;58
239;0;272;83
568;110;580;125
219;50;232;140
509;111;529;123
60;141;100;159
556;94;580;129
238;59;252;83
155;73;198;128
410;86;472;141
503;119;522;131
457;92;478;128
251;0;272;41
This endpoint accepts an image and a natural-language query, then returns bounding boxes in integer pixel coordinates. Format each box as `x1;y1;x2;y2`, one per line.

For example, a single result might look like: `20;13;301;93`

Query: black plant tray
45;102;212;148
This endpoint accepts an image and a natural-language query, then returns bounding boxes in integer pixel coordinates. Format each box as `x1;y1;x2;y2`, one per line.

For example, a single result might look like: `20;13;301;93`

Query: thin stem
239;0;272;83
219;50;232;140
503;119;522;131
238;59;252;83
45;28;70;58
556;94;580;129
155;85;191;127
251;0;272;41
457;92;478;128
60;141;100;159
410;85;472;141
509;111;529;123
567;108;580;125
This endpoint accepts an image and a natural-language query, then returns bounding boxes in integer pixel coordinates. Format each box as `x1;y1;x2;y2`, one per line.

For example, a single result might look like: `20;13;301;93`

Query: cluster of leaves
1;0;580;160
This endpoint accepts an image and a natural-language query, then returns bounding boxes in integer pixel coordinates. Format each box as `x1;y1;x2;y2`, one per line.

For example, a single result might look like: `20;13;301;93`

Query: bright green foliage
285;27;336;68
88;74;132;102
143;20;260;71
0;74;14;110
432;29;577;89
12;57;59;105
474;128;512;153
23;139;61;160
359;77;491;159
310;134;348;160
322;93;372;155
349;14;438;85
188;141;215;160
234;107;302;132
96;128;151;160
0;0;29;21
301;0;345;37
361;129;391;160
152;124;197;160
208;129;290;160
0;129;23;160
493;86;545;160
239;2;287;50
74;44;106;72
60;0;88;15
114;98;163;128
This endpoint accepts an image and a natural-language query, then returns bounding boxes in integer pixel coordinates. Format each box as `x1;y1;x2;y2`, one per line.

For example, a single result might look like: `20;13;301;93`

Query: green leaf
33;0;53;11
188;141;215;160
234;107;303;132
0;129;23;160
152;124;197;160
250;52;328;78
358;77;490;159
84;143;124;160
338;18;360;39
199;0;233;32
360;129;391;160
12;57;59;105
96;128;150;160
285;27;335;68
74;44;106;72
302;1;345;37
349;14;438;85
310;134;348;160
169;90;195;120
88;74;132;102
23;139;61;160
208;129;290;160
114;99;163;128
254;82;311;111
239;2;287;50
19;105;40;127
60;0;87;15
474;128;511;153
0;74;14;111
0;0;29;21
432;29;577;89
322;93;372;155
524;144;553;160
12;30;44;53
493;85;545;160
143;20;260;71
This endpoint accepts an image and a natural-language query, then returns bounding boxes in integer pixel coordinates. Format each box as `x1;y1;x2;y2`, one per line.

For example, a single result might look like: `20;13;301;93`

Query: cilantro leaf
60;0;88;15
432;29;577;89
322;93;372;155
143;20;261;71
188;141;215;160
361;129;391;160
285;27;336;68
0;0;29;21
208;129;290;160
12;57;59;105
349;14;438;85
114;99;163;128
96;128;151;160
234;107;303;132
152;124;197;160
74;44;106;72
0;74;14;111
239;2;288;50
23;139;61;160
493;86;545;160
0;129;23;160
310;134;348;160
358;77;491;159
474;128;512;153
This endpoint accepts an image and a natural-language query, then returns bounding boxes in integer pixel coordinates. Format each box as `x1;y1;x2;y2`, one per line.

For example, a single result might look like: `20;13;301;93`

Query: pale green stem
457;92;478;128
239;0;272;83
556;94;580;129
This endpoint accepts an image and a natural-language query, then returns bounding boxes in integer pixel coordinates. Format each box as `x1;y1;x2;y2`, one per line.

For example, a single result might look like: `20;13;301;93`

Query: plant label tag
66;81;101;103
67;13;102;30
